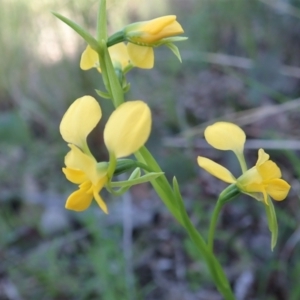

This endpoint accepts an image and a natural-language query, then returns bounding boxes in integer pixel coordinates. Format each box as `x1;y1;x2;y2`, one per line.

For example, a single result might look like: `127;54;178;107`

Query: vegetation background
1;0;300;299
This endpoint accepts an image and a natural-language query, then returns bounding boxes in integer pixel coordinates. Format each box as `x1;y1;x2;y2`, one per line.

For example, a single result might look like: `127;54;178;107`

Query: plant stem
208;198;224;252
208;184;240;252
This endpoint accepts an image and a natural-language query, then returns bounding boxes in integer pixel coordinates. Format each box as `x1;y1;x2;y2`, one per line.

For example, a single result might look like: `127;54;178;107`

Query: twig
181;51;300;79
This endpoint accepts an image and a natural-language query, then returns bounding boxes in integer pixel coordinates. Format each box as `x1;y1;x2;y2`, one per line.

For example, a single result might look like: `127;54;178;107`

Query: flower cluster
197;122;290;204
80;15;186;71
60;96;151;213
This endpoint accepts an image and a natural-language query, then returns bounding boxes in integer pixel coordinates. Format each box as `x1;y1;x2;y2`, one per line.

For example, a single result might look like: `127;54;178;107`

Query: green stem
96;0;107;42
136;150;236;300
208;184;240;252
208;198;224;252
135;147;183;225
107;31;125;47
173;178;235;300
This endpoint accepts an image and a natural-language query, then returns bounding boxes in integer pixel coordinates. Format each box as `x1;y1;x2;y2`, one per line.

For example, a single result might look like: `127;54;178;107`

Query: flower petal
80;45;99;70
197;156;236;183
126;16;184;44
241;182;268;203
60;96;102;149
266;179;291;201
237;166;262;187
256;148;270;166
94;191;108;214
65;145;99;184
104;101;151;158
257;160;281;180
65;187;93;211
140;16;177;34
204;122;246;154
127;44;154;69
62;167;87;184
109;43;130;70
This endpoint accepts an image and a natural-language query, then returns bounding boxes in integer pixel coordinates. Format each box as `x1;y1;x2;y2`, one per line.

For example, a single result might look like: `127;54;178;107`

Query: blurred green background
1;0;300;299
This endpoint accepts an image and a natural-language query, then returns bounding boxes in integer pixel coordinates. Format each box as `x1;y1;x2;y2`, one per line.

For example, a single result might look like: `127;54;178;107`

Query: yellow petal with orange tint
126;16;184;44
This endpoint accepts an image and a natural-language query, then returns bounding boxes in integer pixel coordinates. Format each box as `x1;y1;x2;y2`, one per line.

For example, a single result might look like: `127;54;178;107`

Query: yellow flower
80;43;130;72
197;122;290;204
60;96;151;213
124;15;185;69
124;15;184;45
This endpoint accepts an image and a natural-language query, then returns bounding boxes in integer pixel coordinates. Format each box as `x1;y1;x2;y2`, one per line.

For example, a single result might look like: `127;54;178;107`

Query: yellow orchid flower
123;15;185;69
124;15;184;45
197;122;290;204
60;96;151;213
80;42;130;72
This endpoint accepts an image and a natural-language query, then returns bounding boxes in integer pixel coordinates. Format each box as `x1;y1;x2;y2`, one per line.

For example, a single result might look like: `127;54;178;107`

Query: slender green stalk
173;178;235;300
208;185;240;252
96;0;107;42
134;147;183;225
208;198;224;252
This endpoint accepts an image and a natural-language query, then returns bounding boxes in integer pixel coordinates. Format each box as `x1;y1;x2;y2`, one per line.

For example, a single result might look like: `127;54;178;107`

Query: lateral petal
62;167;87;184
93;191;108;214
127;44;154;69
258;160;281;180
65;145;98;184
197;156;236;183
65;188;93;211
266;179;291;201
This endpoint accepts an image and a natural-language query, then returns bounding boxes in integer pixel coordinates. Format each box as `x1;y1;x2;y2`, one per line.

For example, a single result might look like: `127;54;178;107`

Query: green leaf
122;82;131;93
114;159;153;176
52;12;100;52
172;177;235;299
100;39;124;107
110;171;164;188
264;196;278;250
95;89;111;99
165;43;182;62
